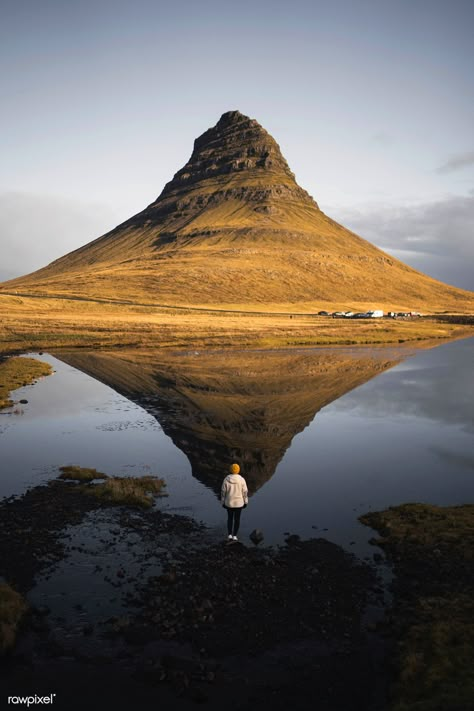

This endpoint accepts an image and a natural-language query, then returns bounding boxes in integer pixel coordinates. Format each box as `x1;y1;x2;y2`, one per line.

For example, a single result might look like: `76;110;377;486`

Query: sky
0;0;473;289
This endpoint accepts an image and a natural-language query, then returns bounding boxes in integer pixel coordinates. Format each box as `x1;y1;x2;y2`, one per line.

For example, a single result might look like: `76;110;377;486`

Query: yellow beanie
230;463;240;474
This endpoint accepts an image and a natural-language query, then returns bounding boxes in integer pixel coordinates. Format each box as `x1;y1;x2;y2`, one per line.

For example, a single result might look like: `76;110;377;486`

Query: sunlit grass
0;294;472;356
0;356;52;408
58;465;108;482
56;467;168;508
84;475;167;508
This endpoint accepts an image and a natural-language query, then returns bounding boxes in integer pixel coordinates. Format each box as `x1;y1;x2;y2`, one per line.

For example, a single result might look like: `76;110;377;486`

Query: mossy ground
361;504;474;711
85;475;167;508
0;583;28;654
56;468;167;508
0;355;53;408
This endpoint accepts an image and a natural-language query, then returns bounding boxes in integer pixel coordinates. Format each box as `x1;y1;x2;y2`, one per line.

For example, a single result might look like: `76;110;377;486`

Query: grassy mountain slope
2;111;473;311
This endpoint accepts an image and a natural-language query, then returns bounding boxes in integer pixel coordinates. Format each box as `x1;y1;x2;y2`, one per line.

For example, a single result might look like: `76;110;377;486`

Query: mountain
2;110;472;309
55;347;408;494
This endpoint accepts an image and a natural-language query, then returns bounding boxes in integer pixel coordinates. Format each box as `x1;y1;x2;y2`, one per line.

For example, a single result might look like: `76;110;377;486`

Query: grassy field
0;293;472;356
0;355;53;408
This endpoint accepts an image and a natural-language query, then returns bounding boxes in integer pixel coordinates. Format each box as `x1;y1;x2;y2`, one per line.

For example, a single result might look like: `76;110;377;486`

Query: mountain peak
216;109;248;125
158;110;297;200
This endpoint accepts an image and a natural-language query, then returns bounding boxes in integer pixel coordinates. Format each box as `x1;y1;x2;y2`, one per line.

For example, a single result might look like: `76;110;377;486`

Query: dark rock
250;529;264;545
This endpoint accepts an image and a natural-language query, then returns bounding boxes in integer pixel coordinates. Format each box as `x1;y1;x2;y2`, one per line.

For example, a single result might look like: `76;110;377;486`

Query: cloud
329;194;474;291
0;192;119;282
437;151;474;174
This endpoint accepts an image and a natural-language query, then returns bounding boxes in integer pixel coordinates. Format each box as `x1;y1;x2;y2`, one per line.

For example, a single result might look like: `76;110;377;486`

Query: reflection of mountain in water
57;348;408;495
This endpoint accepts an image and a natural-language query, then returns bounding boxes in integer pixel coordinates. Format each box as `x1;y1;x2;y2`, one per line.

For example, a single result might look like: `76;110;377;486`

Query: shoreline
1;478;472;710
0;478;388;711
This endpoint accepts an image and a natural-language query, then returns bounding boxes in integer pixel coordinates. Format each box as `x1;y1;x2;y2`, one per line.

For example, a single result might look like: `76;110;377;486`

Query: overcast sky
0;0;473;289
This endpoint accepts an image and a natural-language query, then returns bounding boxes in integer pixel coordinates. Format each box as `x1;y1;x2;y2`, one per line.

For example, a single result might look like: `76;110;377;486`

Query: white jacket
221;474;248;508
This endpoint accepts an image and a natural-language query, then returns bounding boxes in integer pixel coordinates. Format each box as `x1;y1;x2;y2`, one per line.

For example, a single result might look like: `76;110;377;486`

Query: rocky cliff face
160;110;303;197
122;109;317;231
3;110;473;309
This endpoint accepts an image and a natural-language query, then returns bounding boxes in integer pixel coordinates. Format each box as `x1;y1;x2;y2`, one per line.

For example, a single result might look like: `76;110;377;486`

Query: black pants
226;507;243;535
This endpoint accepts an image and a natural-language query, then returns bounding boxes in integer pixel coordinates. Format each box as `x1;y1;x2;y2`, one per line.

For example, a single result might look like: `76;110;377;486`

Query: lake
1;337;473;560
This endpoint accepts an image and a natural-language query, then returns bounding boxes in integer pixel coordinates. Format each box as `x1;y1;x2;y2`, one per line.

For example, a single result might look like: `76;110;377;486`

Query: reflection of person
221;463;248;541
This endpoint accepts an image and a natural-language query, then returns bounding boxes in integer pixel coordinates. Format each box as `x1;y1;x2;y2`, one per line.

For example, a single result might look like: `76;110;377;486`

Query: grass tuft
83;475;167;508
0;583;28;655
57;466;167;508
58;465;108;482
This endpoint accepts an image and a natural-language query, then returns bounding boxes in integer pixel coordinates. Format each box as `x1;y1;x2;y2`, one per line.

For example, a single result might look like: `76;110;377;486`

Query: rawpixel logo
8;695;56;706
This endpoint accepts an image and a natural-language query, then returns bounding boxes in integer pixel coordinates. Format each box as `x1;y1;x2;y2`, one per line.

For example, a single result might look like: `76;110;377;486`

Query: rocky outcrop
160;110;301;194
123;110;317;230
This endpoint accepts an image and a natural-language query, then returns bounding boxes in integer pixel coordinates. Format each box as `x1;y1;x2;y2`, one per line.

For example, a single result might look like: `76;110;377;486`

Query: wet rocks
129;536;376;658
0;478;388;710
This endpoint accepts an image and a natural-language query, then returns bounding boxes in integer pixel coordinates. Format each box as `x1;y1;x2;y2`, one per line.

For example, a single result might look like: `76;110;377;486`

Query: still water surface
1;338;473;558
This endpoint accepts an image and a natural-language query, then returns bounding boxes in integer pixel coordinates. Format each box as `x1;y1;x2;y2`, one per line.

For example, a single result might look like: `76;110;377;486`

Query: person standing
221;463;248;541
